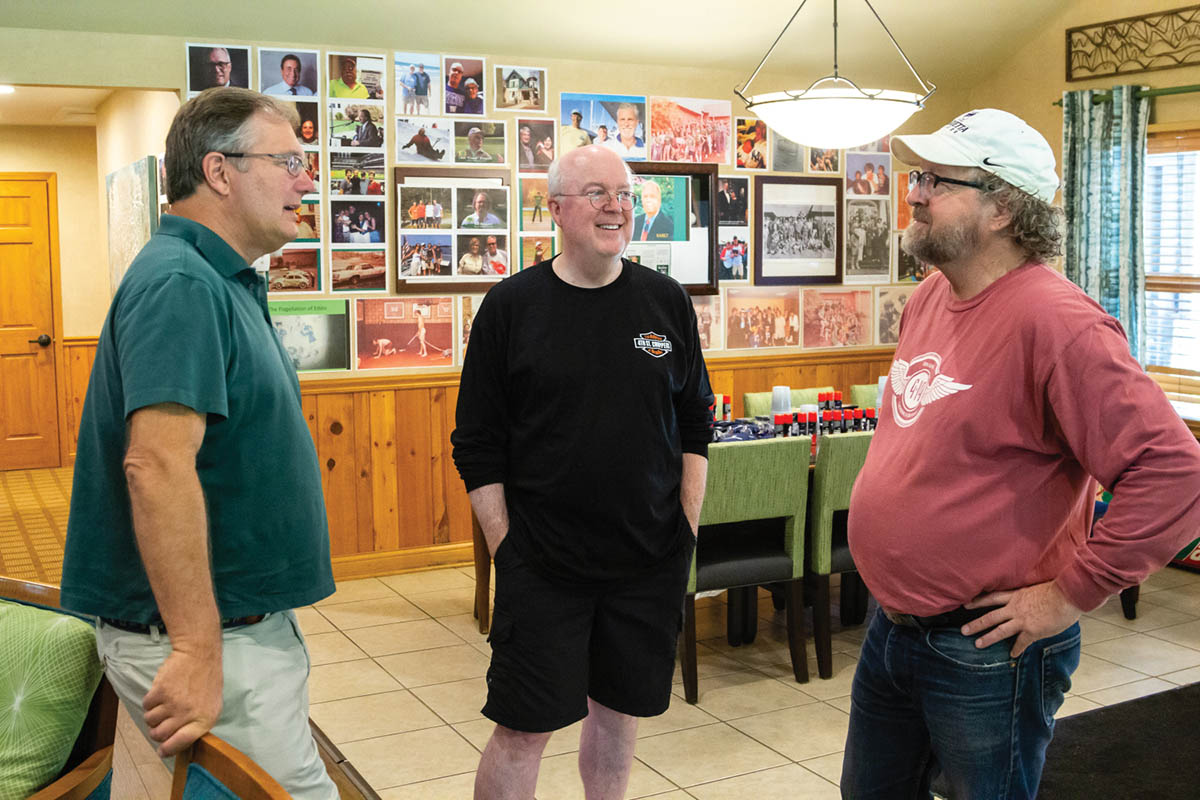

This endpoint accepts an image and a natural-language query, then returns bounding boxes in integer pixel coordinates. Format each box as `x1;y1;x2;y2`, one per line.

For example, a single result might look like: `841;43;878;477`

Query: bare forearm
681;453;708;536
468;482;510;555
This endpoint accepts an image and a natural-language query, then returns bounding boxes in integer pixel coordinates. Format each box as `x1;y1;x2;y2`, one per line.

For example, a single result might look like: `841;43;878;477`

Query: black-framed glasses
555;189;636;209
908;170;986;195
220;152;306;177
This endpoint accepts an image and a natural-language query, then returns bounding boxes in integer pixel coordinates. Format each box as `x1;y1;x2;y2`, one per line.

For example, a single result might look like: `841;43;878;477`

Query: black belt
884;605;999;630
100;614;266;635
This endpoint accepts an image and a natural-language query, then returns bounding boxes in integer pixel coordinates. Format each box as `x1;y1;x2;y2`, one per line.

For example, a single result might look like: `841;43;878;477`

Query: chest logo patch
634;331;673;358
889;352;972;428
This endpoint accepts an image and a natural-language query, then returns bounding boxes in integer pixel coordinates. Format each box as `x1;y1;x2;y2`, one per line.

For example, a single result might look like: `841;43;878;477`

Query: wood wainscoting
60;337;896;578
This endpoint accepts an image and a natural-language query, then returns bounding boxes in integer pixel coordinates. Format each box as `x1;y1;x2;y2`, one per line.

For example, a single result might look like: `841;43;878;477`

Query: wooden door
0;176;61;469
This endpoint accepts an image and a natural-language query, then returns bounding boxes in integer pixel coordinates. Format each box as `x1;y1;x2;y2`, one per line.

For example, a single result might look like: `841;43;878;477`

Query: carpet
1039;681;1200;799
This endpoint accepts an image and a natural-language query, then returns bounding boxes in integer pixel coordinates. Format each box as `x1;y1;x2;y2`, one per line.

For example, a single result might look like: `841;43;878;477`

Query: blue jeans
841;608;1081;799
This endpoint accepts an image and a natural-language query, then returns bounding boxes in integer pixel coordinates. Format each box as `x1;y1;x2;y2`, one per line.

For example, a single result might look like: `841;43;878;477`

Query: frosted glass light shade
748;87;924;150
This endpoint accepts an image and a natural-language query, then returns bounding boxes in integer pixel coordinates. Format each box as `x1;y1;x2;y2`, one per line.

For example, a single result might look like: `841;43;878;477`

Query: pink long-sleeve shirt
849;264;1200;615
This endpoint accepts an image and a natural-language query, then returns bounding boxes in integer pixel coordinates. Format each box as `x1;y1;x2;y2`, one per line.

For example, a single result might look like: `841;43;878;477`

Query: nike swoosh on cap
982;157;1005;167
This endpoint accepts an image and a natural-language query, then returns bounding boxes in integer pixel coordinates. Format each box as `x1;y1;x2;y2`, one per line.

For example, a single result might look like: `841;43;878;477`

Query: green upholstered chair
849;383;880;411
681;436;811;703
170;734;290;800
0;576;117;800
742;386;834;417
806;431;874;679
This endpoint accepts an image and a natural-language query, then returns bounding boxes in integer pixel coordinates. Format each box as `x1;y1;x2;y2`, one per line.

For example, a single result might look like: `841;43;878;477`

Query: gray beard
901;218;979;266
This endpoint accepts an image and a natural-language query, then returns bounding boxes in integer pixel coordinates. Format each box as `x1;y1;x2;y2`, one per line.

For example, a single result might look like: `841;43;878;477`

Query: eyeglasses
555;189;636;209
221;152;306;177
908;170;986;195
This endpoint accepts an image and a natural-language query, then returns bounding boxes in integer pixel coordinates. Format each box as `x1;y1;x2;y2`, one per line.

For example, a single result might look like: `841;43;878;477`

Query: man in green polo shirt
62;88;338;799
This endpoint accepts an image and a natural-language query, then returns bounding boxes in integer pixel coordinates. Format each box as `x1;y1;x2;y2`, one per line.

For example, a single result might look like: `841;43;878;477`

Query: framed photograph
717;226;750;282
894;233;935;282
895;178;912;229
392;166;511;292
717;177;748;226
266;247;320;293
648;96;731;164
725;286;800;349
330;201;385;245
876;285;917;345
856;135;890;153
106;155;158;294
735;117;769;170
692;293;723;350
519;235;555;271
630;162;719;294
269;299;350;373
328;53;385;100
302;153;320;198
331;248;387;292
295;103;320;148
294;200;320;243
459;293;486;364
454;120;507;164
444;56;486;115
808;147;840;174
395;117;453;164
356;297;455;369
186;43;250;92
327;101;385;149
802;288;872;348
845;197;891;283
329;151;386;196
754;175;841;285
395;52;439;115
494;65;546;112
515;118;555;172
772;135;806;173
259;49;319;98
560;92;647;159
845;152;893;196
519;177;553;232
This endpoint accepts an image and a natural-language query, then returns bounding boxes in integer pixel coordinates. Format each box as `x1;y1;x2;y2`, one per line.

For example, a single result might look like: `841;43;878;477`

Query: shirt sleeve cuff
1053;562;1114;613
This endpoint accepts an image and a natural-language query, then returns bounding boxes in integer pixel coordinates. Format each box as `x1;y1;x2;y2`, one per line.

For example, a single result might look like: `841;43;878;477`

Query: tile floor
111;563;1200;798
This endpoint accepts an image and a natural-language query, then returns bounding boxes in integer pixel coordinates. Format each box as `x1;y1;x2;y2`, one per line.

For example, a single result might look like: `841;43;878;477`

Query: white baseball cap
892;108;1059;203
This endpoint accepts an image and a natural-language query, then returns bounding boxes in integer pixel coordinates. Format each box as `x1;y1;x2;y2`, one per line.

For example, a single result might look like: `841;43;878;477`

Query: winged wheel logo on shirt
888;352;972;428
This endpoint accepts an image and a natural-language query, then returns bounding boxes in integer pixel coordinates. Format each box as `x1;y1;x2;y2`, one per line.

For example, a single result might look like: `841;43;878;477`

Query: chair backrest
692;436;811;591
0;576;117;800
807;432;874;575
170;734;290;800
742;386;834;417
849;383;879;411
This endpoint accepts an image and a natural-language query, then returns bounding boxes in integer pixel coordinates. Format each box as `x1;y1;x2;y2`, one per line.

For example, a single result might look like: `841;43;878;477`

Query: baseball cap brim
892;133;981;170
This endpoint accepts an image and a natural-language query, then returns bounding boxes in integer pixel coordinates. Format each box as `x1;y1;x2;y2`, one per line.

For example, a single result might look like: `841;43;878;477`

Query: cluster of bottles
771;392;877;438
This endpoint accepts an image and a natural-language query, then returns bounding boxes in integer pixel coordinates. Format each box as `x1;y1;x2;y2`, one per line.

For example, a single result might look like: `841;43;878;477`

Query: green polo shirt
62;215;334;623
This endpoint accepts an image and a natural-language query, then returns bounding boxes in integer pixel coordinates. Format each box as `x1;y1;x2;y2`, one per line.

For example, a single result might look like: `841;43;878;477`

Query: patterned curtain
1062;85;1150;362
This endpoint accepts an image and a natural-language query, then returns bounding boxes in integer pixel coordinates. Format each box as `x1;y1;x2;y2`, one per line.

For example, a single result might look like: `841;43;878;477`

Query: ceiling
0;0;1071;92
0;86;113;126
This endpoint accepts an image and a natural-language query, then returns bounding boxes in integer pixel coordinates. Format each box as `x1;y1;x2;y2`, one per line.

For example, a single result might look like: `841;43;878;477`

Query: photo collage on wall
397;182;511;281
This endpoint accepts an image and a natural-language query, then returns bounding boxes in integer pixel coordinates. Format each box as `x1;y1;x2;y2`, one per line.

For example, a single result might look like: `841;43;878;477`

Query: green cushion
808;431;874;575
0;599;104;798
743;386;835;417
850;383;879;410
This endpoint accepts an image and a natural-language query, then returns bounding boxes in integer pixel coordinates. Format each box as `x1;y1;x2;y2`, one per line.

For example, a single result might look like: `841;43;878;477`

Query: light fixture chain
735;0;813;100
833;0;839;79
861;0;936;96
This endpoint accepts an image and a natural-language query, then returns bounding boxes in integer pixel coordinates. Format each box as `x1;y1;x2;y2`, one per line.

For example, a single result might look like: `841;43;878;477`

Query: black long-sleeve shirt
452;259;713;584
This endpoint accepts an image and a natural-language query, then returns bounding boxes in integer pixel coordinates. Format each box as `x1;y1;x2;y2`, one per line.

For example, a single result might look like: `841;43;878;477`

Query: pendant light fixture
735;0;936;150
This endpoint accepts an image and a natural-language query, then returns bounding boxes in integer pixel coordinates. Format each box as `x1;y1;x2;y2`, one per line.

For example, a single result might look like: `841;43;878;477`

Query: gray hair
973;168;1064;264
616;102;639;120
164;87;298;203
547;146;635;197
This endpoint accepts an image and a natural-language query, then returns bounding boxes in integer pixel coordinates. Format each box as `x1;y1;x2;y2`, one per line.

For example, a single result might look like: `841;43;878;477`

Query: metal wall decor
1067;4;1200;81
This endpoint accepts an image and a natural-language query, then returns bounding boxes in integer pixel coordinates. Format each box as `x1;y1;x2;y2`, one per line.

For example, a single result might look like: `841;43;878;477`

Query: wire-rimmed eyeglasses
221;152;306;177
555;189;636;209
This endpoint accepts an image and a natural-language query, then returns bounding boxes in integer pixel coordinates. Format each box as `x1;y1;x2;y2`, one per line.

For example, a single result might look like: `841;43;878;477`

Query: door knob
28;334;51;347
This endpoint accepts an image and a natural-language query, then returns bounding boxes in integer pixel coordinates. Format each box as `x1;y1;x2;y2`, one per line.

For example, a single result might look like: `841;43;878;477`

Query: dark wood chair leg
471;513;491;634
814;573;832;679
840;571;870;626
726;586;747;647
682;594;699;704
784;578;810;683
742;586;759;644
767;583;786;611
1120;584;1140;620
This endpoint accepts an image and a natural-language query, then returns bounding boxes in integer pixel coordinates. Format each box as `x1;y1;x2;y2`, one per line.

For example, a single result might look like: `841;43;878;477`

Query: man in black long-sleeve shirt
452;145;712;799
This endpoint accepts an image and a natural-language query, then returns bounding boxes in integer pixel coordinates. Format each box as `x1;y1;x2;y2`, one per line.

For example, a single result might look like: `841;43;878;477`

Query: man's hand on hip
962;580;1082;658
142;646;223;757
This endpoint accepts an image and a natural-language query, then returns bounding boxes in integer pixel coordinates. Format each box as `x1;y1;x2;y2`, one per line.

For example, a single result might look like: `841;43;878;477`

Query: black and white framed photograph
876;285;917;345
845;197;891;283
754;175;841;285
772;136;806;173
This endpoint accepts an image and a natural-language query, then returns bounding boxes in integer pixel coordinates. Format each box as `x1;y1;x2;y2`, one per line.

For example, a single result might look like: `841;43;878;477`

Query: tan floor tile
728;702;849;761
376;643;492;687
111;729;151;800
412;676;489;724
117;703;161;766
376;771;477;800
692;603;734;641
344;618;465;657
794;653;859;701
800;751;845;784
405;586;478;618
438;612;492;645
1133;584;1200;616
698;626;795;672
315;577;398;606
338;725;480;790
824;695;853;714
451;718;496;753
1078;615;1138;645
636;723;788;787
681;669;814;721
530;752;674;799
308;658;403;704
309;689;443;744
1142;566;1200;592
1055;694;1102;718
137;760;174;798
379;567;476;595
637;696;721;739
1085;596;1196;631
688;762;840;799
1081;677;1177;706
634;792;693;800
673;642;754;685
294;605;335;635
1146;618;1200;651
305;631;368;666
1160;665;1200;685
317;596;428;630
1083;633;1200;675
1067;653;1148;695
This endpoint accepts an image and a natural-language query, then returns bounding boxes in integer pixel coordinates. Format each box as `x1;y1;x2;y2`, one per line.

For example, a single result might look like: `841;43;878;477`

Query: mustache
912;209;932;223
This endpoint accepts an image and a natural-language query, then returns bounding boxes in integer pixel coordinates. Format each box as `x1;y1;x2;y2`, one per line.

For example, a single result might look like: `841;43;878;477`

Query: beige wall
0;125;105;336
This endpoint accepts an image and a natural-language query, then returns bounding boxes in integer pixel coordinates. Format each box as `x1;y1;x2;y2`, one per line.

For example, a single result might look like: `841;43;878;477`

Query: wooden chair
742;386;834;417
169;734;290;800
681;436;812;703
1;576;118;800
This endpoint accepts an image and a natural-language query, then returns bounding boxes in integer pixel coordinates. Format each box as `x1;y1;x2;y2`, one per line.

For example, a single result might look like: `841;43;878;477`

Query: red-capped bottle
865;407;876;430
854;408;864;431
833;390;843;410
807;411;817;438
774;413;790;437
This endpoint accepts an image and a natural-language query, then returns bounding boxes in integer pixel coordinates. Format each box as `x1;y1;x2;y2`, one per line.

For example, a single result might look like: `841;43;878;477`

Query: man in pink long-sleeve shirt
842;108;1200;799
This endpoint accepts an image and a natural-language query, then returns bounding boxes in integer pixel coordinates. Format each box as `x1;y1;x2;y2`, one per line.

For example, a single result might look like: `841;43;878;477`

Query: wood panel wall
61;337;896;578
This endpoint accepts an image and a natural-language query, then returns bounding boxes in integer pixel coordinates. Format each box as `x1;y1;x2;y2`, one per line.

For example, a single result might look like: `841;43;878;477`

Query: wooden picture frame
629;161;718;295
754;175;842;286
392;165;510;293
